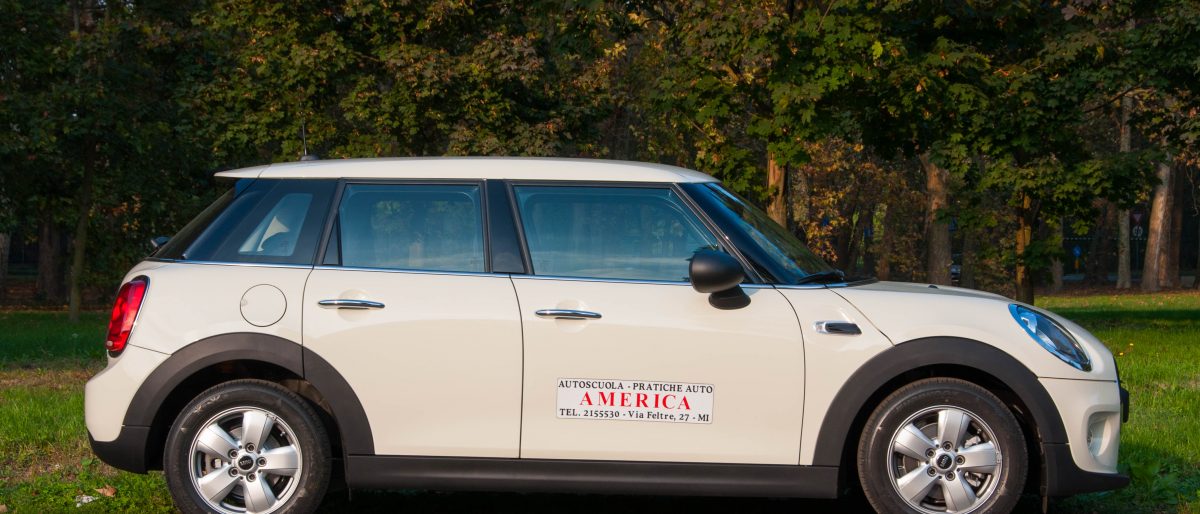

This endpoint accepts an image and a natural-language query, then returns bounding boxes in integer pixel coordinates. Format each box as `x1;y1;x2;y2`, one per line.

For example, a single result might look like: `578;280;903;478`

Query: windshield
682;183;837;284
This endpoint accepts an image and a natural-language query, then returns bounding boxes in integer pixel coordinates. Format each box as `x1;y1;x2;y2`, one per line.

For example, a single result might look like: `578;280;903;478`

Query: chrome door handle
535;309;602;320
815;321;861;335
318;299;385;310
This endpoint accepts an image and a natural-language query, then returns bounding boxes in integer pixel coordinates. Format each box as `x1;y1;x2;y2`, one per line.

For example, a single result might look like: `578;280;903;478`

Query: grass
0;291;1197;513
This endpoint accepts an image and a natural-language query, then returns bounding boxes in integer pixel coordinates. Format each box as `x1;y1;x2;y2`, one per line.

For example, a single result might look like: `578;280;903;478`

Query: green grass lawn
0;292;1197;513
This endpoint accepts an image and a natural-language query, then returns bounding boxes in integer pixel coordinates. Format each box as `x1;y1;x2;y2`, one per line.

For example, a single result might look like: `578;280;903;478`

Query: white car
86;158;1128;514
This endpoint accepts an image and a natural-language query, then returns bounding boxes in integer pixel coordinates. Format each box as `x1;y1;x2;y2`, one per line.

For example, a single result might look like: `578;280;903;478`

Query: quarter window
167;179;336;265
513;186;720;281
328;184;485;273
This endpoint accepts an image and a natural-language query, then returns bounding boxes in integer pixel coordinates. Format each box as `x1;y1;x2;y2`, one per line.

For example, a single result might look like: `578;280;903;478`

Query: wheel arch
813;336;1066;493
124;332;373;471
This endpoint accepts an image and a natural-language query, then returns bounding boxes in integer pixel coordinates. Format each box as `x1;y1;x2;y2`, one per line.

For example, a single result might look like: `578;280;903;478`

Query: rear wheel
164;380;330;514
857;378;1027;514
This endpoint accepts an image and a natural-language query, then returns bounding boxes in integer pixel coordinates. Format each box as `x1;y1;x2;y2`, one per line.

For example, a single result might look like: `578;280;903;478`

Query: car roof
214;157;719;183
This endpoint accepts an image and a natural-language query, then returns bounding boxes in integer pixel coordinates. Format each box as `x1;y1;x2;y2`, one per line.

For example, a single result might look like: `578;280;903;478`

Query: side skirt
345;456;839;498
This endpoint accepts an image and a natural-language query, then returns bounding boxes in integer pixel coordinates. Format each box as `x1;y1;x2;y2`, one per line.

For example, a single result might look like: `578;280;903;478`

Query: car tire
857;378;1027;514
164;379;331;514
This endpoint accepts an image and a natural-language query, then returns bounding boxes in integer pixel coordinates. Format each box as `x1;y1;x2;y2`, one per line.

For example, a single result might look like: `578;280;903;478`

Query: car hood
832;281;1116;381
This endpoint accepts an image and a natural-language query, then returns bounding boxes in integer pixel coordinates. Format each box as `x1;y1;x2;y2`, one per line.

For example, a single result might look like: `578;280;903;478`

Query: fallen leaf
1;503;9;513
96;484;116;497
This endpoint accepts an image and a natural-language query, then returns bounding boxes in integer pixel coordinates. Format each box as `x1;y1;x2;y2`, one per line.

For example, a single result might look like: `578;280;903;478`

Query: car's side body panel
120;261;312;356
773;287;895;465
303;269;523;458
514;278;805;465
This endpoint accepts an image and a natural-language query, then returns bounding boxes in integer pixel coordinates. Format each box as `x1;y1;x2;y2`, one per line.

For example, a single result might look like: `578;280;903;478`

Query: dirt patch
0;367;96;391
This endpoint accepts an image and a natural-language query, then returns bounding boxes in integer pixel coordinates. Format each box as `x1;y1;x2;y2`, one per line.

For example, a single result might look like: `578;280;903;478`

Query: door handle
318;299;385;310
535;309;602;320
814;321;861;335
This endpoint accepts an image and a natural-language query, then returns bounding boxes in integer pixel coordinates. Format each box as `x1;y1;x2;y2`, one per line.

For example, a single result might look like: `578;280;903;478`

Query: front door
303;182;522;458
510;184;806;465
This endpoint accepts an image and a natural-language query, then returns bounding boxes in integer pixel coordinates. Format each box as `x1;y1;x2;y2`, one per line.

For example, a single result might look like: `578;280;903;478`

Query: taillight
106;277;148;354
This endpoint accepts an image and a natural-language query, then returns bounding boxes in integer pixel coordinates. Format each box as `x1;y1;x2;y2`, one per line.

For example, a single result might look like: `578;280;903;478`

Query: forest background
2;0;1199;320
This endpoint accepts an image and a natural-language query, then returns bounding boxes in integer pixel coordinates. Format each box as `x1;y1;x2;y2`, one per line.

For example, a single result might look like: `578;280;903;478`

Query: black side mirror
689;250;750;310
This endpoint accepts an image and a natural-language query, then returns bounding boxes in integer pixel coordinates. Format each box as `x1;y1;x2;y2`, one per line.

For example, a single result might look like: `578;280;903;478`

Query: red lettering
663;394;676;409
579;392;593;406
597;392;615;406
680;396;691;410
636;393;648;408
620;392;631;407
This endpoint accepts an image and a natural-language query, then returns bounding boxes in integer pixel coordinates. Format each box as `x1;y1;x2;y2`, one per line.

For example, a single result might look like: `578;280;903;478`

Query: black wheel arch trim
812;336;1068;468
119;333;373;466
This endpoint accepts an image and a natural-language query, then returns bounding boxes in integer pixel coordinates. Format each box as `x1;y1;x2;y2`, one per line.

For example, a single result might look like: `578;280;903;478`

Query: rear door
510;184;806;465
303;181;523;458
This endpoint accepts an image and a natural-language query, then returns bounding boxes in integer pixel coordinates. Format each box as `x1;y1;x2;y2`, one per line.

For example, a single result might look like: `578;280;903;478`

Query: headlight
1009;305;1092;371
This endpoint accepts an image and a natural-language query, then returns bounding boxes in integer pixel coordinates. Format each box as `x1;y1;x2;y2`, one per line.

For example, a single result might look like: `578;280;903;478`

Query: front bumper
1042;384;1130;496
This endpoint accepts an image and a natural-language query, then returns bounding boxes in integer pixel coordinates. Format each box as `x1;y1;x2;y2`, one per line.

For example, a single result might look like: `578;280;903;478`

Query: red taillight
106;277;148;354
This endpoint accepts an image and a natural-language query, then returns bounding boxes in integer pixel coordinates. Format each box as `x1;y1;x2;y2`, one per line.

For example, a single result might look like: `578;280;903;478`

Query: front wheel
857;378;1027;514
164;380;331;514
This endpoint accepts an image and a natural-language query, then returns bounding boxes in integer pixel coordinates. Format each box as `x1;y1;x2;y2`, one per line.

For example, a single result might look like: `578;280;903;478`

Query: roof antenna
299;120;319;161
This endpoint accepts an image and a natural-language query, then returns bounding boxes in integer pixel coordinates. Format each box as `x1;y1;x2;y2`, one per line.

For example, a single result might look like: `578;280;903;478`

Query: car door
303;182;523;458
511;183;806;465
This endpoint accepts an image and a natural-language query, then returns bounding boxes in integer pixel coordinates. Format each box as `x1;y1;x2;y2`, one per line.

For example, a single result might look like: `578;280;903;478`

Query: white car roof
214;157;718;183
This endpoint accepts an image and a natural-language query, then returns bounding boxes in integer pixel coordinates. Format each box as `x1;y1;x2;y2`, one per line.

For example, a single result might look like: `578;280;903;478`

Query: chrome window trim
312;265;506;278
145;258;314;270
513;274;773;289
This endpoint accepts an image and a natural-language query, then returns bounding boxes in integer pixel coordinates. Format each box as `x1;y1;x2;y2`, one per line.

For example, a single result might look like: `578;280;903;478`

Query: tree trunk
767;152;788;228
1050;221;1064;294
1116;94;1133;289
0;232;9;302
961;228;977;290
1085;200;1114;285
1141;159;1173;292
1015;195;1036;304
876;204;892;281
1166;169;1183;288
920;152;952;285
36;215;66;303
68;166;95;322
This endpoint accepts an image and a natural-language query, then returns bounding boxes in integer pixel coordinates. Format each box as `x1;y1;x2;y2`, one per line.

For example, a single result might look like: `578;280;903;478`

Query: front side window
513;185;720;281
683;183;836;284
327;184;485;273
159;179;336;265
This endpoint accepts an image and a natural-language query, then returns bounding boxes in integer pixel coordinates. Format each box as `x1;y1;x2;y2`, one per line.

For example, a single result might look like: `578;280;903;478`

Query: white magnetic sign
556;378;714;424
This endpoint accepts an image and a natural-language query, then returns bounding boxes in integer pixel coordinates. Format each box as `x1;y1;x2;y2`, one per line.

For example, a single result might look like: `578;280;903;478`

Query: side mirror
689;250;750;310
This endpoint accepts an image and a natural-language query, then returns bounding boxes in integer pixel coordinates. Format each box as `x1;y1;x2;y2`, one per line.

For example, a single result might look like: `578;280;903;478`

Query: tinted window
514;186;719;281
328;184;485;272
159;179;336;265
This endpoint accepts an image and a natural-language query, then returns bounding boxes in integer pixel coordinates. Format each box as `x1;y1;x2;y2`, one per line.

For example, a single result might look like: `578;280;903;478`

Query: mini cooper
86;157;1128;514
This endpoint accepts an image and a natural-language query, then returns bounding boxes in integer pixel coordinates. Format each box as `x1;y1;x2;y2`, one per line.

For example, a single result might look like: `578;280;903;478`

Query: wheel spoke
937;408;971;449
196;466;239;503
895;464;938;502
243;477;278;513
196;423;239;460
893;423;937;460
941;475;979;513
259;445;300;477
240;410;274;450
959;441;999;474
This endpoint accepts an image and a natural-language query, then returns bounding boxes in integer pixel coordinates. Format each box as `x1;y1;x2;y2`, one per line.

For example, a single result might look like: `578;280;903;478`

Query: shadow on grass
1053;441;1200;514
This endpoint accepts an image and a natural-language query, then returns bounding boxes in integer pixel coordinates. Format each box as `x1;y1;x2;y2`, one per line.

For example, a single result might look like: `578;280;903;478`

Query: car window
513;185;720;282
167;179;336;265
330;184;485;273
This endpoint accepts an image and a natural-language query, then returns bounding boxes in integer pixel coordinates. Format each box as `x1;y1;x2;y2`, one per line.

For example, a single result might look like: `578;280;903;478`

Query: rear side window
324;184;485;273
513;185;720;281
157;179;336;265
